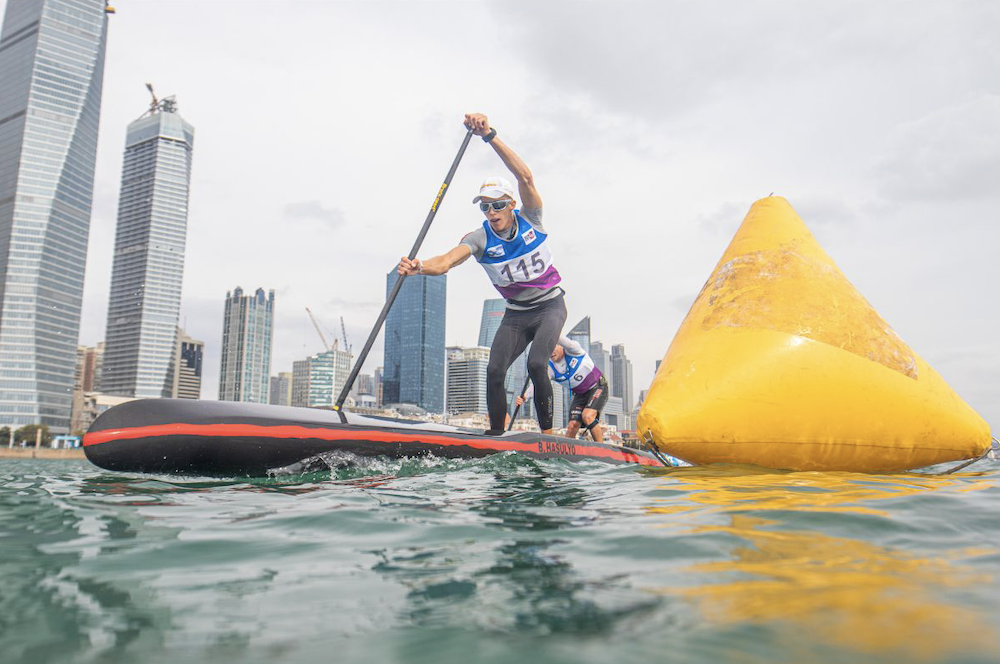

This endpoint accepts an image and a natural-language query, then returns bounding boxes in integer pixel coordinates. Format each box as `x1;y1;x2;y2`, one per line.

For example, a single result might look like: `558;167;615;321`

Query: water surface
2;455;997;664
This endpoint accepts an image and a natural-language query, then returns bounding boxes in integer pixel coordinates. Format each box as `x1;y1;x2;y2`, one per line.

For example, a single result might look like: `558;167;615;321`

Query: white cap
472;176;515;203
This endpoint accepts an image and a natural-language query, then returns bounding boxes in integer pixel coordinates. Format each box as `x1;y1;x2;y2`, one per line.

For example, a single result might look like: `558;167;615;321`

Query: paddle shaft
335;129;475;415
506;375;532;431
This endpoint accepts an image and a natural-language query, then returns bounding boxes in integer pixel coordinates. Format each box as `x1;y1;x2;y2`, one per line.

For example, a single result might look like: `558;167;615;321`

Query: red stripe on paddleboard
82;423;663;466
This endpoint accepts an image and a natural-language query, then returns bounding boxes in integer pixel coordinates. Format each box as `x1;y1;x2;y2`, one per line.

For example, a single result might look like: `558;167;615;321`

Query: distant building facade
603;395;626;430
567;316;591;349
0;2;112;431
383;271;446;413
219;287;274;403
101;94;194;398
290;348;351;408
70;342;104;433
610;343;634;420
75;343;104;393
269;372;292;406
171;328;203;399
71;393;135;436
446;346;489;415
357;373;376;399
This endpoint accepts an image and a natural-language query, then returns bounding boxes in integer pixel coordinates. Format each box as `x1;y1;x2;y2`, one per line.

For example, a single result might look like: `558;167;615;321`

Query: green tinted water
2;455;997;664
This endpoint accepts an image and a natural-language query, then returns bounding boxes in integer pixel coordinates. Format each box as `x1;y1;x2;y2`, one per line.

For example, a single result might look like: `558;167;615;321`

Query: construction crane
305;307;336;352
144;83;177;115
340;317;352;357
145;83;158;114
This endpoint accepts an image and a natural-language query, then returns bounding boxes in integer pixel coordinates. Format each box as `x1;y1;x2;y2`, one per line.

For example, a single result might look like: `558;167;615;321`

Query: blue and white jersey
475;211;562;302
524;336;603;399
549;336;601;394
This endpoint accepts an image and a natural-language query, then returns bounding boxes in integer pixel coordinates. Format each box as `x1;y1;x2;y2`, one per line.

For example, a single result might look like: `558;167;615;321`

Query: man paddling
516;336;609;442
398;113;566;434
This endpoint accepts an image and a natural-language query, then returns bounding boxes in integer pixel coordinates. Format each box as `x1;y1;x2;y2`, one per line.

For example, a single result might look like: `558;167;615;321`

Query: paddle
333;128;475;419
506;375;532;431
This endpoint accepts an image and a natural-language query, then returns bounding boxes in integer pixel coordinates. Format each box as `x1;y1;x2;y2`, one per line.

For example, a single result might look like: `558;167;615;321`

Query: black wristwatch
482;128;496;143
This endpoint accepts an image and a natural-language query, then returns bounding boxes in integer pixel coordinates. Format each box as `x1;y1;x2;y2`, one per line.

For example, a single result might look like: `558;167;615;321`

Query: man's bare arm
464;113;542;210
398;244;472;277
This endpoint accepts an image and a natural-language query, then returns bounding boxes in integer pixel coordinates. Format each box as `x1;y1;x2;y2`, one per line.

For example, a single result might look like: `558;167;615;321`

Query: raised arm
464;113;541;211
559;336;585;356
398;244;471;277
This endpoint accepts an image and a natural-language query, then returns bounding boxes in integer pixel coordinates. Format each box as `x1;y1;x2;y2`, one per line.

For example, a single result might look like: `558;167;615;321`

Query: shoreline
0;448;86;460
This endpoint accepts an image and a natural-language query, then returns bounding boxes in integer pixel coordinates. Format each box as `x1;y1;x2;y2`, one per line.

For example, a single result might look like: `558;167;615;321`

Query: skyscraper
567;316;591;350
477;298;505;347
171;328;203;399
477;298;528;412
0;1;111;431
269;372;292;406
289;348;351;408
383;270;445;413
610;343;634;417
373;366;383;406
589;340;612;391
101;92;194;397
446;346;489;415
357;373;375;398
219;287;274;403
74;343;104;393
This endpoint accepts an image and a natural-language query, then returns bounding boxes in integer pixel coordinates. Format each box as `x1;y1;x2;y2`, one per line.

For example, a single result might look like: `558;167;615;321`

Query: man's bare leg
581;409;603;442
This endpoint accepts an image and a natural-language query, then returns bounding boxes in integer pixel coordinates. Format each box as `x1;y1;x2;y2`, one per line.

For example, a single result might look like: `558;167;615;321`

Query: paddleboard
84;399;675;476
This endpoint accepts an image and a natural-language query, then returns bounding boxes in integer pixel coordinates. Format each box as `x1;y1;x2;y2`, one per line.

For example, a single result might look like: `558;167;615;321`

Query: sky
5;0;997;426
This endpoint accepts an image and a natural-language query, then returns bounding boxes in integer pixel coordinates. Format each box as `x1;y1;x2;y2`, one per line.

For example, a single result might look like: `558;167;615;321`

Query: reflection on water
371;462;661;636
3;458;998;664
648;467;999;660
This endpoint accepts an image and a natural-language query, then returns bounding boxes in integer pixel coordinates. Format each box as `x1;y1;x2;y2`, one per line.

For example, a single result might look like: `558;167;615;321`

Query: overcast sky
6;1;997;426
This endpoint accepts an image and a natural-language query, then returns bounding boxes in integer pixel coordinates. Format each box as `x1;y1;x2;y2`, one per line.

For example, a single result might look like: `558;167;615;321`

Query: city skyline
0;2;994;429
0;0;111;432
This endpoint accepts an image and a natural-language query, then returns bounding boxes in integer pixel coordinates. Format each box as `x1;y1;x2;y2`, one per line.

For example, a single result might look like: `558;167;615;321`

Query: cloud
491;2;978;122
794;197;859;227
874;95;1000;202
283;200;346;229
696;201;746;234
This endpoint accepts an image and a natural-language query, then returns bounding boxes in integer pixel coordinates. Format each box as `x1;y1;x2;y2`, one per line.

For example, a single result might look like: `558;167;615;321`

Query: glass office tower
219;287;274;403
445;346;489;415
0;1;111;431
610;343;634;416
383;270;445;413
101;95;194;397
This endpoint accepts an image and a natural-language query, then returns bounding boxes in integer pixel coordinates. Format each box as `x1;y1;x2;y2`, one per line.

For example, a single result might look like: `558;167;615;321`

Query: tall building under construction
101;90;195;398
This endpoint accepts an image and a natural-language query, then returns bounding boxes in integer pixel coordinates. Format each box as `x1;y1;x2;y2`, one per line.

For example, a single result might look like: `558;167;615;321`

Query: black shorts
568;375;609;423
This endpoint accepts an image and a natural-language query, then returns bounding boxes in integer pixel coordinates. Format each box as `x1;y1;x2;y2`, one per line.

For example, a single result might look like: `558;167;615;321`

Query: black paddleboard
83;399;674;476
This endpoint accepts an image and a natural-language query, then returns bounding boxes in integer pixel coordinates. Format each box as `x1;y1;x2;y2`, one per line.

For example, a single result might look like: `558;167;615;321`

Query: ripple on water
0;456;998;664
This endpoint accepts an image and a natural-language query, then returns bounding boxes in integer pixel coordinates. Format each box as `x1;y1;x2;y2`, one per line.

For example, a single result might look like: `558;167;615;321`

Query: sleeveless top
475;212;562;305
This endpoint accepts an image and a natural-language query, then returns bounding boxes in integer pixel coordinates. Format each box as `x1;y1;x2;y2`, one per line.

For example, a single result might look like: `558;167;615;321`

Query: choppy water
2;454;998;664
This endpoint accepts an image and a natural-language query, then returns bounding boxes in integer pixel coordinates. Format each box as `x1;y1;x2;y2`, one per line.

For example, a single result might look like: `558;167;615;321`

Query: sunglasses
479;200;511;212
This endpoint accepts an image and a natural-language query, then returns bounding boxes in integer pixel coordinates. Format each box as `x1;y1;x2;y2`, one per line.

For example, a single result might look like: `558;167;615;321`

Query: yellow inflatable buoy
637;196;990;472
